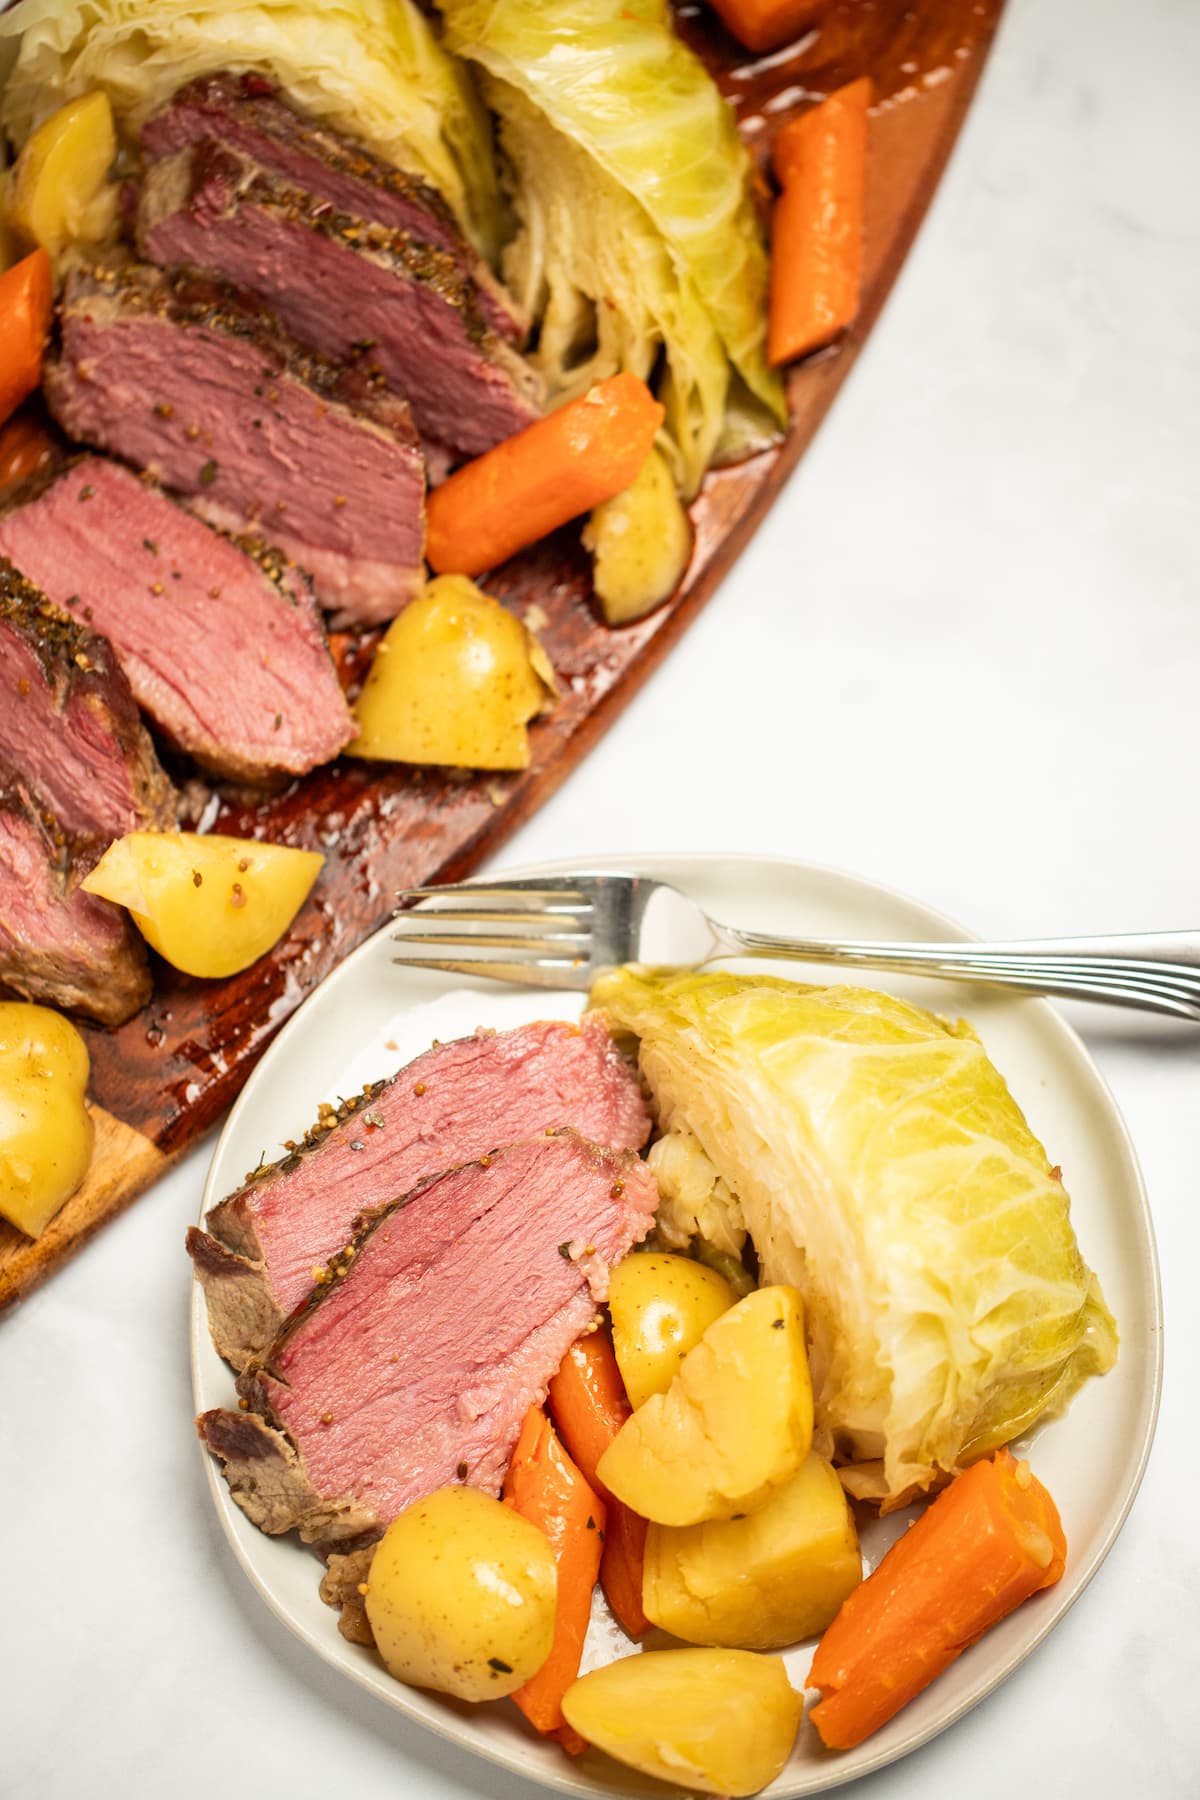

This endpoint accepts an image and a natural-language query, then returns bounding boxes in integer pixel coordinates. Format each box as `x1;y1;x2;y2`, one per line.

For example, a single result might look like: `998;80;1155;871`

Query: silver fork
391;873;1200;1022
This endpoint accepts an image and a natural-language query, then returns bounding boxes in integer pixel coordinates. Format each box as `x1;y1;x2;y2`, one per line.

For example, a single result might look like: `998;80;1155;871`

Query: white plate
191;853;1161;1798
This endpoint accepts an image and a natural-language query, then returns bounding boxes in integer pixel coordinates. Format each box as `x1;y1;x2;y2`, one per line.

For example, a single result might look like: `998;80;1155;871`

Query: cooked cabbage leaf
439;0;785;494
593;969;1118;1511
647;1127;747;1259
0;0;502;256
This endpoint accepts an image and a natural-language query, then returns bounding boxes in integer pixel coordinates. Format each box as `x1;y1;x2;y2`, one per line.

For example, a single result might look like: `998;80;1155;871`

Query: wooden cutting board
0;0;1006;1308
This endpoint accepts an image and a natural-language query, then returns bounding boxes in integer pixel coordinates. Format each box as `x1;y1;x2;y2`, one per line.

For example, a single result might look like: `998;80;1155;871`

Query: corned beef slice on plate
198;1132;658;1550
189;1013;652;1369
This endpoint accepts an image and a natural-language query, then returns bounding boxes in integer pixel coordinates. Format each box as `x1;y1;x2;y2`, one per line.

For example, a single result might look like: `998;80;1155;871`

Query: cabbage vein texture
593;969;1118;1511
440;0;785;495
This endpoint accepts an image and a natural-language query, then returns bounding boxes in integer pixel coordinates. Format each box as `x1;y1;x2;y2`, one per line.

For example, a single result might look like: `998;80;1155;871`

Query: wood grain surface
0;0;1006;1307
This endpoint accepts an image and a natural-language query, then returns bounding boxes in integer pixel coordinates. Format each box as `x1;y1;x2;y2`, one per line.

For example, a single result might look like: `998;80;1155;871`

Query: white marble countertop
4;0;1198;1794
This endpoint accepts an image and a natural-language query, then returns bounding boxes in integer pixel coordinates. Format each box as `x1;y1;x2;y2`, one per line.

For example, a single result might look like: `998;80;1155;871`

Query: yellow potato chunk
9;93;117;259
0;1002;93;1239
562;1648;802;1797
583;446;693;625
363;1486;557;1702
610;1252;737;1408
644;1450;862;1650
596;1285;813;1525
348;575;556;770
80;832;323;979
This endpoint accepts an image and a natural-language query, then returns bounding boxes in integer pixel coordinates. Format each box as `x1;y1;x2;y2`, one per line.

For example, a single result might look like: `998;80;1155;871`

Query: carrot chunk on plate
548;1330;651;1640
503;1405;607;1753
808;1446;1067;1750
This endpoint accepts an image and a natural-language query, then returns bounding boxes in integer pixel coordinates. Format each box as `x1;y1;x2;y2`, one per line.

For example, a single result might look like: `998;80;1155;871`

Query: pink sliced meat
198;1132;658;1549
189;1013;651;1368
0;766;150;1027
138;143;541;464
140;71;523;344
0;556;176;839
0;459;354;783
43;262;425;626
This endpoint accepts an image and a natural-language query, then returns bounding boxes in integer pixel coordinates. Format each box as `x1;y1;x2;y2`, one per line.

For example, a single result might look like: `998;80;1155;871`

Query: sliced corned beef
197;1131;658;1549
140;71;522;345
138;144;541;463
0;557;176;840
189;1013;650;1369
0;459;354;783
43;263;424;626
0;768;150;1027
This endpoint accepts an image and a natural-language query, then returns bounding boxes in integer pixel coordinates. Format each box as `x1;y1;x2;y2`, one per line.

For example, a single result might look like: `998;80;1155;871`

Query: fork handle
710;927;1200;1022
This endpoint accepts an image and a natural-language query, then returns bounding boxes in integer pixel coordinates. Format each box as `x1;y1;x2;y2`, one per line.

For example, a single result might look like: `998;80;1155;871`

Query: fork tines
391;881;595;986
397;882;592;912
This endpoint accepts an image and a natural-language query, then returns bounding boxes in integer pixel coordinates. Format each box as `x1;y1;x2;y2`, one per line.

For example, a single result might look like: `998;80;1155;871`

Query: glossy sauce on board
0;0;1006;1306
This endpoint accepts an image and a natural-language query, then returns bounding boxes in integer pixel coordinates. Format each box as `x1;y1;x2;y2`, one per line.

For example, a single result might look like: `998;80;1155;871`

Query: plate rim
190;849;1163;1798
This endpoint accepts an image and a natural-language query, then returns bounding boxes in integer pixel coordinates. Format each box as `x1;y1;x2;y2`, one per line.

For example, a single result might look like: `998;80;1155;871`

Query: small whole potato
364;1486;557;1702
80;831;323;979
609;1252;737;1408
0;1001;93;1239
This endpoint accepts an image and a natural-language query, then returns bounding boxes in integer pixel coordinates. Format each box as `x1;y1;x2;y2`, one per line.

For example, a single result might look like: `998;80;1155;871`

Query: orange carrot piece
0;249;53;427
552;1723;589;1760
548;1331;632;1480
768;78;872;367
425;373;665;578
594;1499;650;1642
808;1447;1067;1750
503;1405;607;1745
708;0;828;54
0;404;56;494
547;1331;651;1640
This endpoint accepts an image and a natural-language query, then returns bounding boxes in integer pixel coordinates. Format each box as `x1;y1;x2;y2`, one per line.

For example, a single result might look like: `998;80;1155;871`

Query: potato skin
363;1486;557;1702
597;1285;814;1526
583;447;693;625
609;1252;736;1408
0;1001;93;1238
348;576;556;770
644;1450;862;1649
80;831;323;979
562;1647;802;1796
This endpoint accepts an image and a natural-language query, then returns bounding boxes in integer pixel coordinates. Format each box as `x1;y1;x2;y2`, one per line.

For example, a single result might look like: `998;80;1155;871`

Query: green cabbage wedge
593;968;1118;1511
0;0;503;256
440;0;785;495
